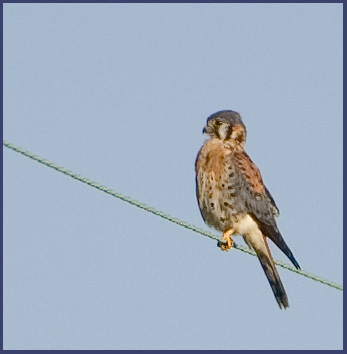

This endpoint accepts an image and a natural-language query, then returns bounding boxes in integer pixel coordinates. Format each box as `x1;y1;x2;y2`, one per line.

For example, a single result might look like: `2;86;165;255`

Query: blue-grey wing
231;151;300;269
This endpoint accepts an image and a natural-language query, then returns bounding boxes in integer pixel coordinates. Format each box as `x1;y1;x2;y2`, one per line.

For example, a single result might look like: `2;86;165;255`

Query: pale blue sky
3;3;343;350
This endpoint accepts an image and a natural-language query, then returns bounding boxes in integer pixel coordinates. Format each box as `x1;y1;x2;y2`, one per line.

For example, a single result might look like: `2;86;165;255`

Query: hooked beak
202;126;206;134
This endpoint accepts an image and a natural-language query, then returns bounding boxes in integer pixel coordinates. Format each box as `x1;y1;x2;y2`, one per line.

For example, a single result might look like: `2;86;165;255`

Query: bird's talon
217;228;234;251
218;240;232;251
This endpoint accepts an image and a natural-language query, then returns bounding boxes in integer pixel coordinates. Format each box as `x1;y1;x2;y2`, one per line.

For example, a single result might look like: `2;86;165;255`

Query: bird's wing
231;151;300;269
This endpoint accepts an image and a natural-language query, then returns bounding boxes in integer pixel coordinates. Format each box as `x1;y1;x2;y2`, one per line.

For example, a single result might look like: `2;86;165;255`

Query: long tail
253;235;289;309
251;216;300;270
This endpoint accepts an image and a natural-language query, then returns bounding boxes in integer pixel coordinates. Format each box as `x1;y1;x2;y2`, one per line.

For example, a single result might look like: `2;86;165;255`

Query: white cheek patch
218;123;227;139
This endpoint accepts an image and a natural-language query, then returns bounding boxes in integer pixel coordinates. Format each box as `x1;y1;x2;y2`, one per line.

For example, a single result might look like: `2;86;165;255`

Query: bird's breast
196;139;237;232
196;139;231;176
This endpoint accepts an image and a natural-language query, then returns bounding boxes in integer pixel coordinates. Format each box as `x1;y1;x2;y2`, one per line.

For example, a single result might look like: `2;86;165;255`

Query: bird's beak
202;126;206;134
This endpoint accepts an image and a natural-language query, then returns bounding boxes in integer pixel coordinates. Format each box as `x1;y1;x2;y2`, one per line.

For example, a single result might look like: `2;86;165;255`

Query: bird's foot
218;229;234;252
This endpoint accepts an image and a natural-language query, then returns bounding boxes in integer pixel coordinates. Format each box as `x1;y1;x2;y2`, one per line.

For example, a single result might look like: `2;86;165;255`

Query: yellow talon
219;228;234;251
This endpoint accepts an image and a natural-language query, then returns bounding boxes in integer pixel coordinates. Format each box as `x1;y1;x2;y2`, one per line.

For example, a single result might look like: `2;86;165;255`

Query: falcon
195;110;300;309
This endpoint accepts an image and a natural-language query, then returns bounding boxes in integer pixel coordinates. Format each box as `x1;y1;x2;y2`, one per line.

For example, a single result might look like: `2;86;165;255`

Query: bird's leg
218;228;234;252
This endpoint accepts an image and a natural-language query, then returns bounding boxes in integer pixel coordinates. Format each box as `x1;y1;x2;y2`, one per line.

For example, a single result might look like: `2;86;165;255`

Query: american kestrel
195;110;300;309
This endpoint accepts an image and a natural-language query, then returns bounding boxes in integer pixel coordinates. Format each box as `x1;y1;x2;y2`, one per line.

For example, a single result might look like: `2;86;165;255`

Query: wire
3;140;343;292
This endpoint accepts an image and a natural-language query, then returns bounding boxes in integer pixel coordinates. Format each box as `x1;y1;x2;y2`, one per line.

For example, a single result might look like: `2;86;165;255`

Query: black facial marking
226;124;233;139
236;131;244;144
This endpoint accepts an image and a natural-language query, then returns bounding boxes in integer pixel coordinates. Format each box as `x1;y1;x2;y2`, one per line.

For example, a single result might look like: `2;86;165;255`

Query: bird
195;110;300;309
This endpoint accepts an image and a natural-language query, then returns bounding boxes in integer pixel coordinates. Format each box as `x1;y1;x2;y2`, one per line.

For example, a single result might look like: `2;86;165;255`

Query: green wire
3;140;343;292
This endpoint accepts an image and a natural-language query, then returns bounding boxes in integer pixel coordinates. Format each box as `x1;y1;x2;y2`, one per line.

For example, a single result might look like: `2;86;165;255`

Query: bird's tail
253;236;289;309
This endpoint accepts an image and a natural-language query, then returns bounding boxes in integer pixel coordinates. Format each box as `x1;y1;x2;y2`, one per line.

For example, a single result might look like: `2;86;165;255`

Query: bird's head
203;110;247;147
